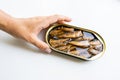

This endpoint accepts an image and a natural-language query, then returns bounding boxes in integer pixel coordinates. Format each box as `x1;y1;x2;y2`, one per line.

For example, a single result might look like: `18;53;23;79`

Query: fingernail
45;48;51;53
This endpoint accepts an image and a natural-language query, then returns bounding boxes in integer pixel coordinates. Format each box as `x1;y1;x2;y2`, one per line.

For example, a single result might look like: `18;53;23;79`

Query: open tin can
45;24;106;60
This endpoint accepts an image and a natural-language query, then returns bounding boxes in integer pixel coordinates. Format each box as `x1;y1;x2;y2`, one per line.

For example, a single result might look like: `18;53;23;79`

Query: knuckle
26;34;35;43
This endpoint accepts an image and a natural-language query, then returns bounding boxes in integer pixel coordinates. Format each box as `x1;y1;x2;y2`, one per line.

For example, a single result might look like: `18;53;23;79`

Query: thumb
30;36;51;53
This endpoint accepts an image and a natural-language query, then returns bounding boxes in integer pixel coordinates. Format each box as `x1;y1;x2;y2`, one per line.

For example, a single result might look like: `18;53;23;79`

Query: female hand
0;13;71;53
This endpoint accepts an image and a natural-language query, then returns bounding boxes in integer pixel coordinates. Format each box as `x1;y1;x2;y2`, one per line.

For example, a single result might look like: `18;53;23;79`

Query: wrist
0;10;16;31
0;16;17;32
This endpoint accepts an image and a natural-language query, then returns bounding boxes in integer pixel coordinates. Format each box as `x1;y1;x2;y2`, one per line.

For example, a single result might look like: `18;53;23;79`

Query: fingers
29;35;51;53
56;15;72;22
47;14;72;25
23;14;71;53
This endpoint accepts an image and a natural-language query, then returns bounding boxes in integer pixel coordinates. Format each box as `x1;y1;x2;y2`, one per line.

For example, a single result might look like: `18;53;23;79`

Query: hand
7;15;71;53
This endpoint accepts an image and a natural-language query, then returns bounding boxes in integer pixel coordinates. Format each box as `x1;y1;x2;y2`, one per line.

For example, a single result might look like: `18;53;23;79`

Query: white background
0;0;120;80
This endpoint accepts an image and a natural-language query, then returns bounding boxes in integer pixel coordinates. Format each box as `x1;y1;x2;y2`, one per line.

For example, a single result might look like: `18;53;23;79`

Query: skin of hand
0;10;71;53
